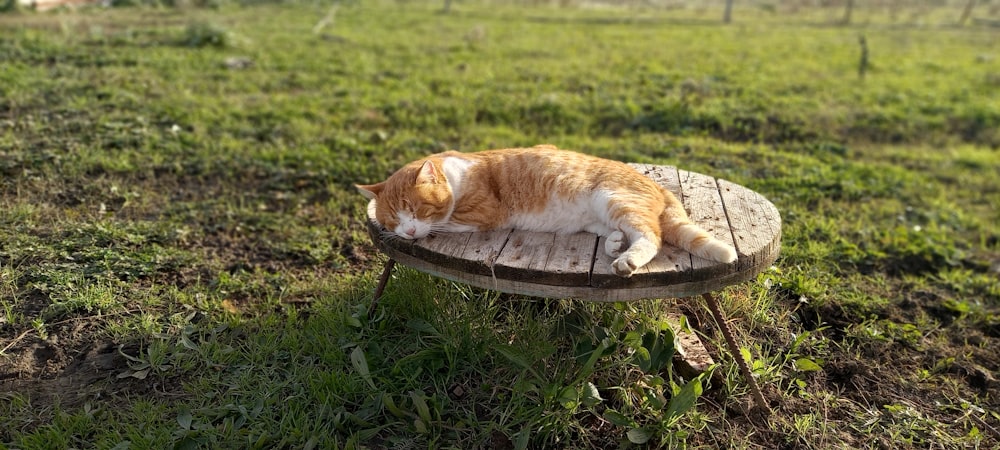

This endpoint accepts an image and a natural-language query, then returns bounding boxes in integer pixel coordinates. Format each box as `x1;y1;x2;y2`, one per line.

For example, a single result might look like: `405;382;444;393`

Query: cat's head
356;158;453;240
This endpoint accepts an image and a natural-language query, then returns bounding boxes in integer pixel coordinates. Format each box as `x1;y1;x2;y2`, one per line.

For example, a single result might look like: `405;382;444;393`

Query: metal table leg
369;258;396;315
702;292;771;417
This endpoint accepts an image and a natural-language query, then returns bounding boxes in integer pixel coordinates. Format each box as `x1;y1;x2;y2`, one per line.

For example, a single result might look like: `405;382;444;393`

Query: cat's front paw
605;231;626;257
612;255;638;278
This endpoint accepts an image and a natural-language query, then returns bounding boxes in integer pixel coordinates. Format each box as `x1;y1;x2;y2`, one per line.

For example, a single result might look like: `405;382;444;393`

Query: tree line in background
3;0;999;27
446;0;999;26
821;0;988;25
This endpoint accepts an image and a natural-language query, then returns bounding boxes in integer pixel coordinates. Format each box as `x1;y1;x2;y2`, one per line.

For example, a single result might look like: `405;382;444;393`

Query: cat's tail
659;192;738;264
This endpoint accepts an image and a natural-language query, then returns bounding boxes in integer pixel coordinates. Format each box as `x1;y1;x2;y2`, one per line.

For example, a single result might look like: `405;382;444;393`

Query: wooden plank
629;163;682;198
492;230;596;287
542;232;597;286
639;246;691;281
449;228;512;290
459;229;512;271
411;232;474;267
590;236;621;289
678;170;738;281
717;178;782;276
665;313;716;378
493;230;556;280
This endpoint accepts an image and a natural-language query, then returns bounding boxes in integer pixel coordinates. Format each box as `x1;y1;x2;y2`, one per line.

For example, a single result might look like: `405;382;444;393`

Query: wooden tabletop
366;164;781;301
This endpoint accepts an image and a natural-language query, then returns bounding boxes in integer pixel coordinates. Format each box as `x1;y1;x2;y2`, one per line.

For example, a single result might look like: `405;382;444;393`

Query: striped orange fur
357;145;737;277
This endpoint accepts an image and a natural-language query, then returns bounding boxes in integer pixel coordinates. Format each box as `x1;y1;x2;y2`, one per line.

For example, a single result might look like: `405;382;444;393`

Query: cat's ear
415;160;443;185
355;182;384;200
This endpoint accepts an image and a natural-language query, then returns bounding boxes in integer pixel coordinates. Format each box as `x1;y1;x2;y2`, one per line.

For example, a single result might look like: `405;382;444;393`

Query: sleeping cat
357;145;737;278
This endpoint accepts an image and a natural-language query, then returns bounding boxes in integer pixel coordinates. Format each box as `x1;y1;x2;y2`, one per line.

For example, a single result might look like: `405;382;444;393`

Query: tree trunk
842;0;854;25
857;35;869;80
723;0;734;23
958;0;977;25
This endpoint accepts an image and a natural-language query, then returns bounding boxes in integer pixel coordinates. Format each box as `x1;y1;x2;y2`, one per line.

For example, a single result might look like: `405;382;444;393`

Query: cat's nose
404;226;417;237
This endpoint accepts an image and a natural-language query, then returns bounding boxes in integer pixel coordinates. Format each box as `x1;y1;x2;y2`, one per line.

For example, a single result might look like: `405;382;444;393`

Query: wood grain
493;230;555;280
543;232;597;286
678;169;738;280
717;178;782;276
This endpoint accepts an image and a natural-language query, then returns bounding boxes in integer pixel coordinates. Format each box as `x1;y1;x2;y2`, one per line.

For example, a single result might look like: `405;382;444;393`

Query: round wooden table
366;164;781;301
364;163;781;414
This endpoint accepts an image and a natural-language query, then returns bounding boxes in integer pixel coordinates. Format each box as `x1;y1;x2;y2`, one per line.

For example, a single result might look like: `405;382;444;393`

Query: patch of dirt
3;339;119;388
682;277;1000;448
1;315;137;423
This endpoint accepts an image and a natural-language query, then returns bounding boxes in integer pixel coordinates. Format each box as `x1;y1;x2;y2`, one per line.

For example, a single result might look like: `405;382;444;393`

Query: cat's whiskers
428;223;451;234
377;228;407;242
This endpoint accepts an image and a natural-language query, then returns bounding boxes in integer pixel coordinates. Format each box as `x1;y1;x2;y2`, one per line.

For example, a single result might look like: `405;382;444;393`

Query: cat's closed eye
381;210;400;230
416;204;436;218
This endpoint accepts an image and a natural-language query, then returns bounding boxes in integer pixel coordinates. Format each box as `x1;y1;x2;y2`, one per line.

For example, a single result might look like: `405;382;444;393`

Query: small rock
223;57;254;70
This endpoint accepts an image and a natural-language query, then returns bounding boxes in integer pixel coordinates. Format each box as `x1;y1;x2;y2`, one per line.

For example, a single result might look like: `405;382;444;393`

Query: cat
357;145;738;277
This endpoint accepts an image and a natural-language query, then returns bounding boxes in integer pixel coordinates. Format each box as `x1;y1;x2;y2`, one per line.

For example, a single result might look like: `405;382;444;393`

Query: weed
181;21;230;48
118;313;236;380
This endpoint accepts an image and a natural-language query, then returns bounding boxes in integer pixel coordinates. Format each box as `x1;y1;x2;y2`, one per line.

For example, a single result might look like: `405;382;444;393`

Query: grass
1;1;999;448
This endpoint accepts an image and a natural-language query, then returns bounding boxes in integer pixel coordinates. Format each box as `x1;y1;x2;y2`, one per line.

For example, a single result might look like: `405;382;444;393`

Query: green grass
1;1;999;448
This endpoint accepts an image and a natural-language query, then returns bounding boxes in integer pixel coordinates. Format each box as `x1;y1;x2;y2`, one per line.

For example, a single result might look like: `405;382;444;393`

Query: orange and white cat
357;145;737;277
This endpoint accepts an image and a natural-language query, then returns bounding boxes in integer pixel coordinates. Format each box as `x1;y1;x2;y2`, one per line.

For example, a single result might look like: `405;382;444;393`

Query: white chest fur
441;156;475;199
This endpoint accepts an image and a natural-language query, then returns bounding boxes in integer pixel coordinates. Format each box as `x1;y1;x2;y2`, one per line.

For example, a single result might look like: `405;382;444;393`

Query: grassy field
1;1;999;448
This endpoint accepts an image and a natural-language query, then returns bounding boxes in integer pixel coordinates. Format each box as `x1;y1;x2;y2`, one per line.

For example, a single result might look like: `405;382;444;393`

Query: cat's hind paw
612;255;638;278
698;240;738;264
604;231;626;258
